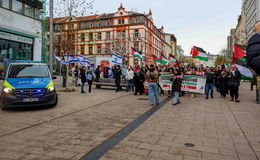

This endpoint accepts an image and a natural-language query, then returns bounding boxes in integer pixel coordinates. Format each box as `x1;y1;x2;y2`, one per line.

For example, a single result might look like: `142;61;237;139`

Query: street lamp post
49;0;54;75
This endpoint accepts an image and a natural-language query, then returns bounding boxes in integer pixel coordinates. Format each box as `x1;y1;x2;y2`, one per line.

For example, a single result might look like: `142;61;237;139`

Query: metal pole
49;0;54;75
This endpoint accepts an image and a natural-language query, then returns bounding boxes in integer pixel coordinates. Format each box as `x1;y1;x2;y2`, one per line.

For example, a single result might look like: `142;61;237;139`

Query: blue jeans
148;82;159;105
172;92;180;104
126;79;133;92
205;83;214;98
62;78;67;88
81;82;85;93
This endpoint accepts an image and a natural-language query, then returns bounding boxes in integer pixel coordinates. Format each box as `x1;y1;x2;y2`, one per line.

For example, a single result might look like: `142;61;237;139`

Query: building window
80;33;85;41
24;4;34;18
134;18;138;23
118;19;121;25
97;33;102;40
122;19;125;24
89;46;93;55
117;31;121;39
12;0;23;14
97;46;101;54
134;30;139;38
134;42;139;50
81;46;84;55
70;24;74;29
90;22;93;27
98;21;101;26
81;23;85;28
106;32;110;40
107;21;110;26
122;30;126;38
89;33;93;41
0;0;10;9
35;8;40;20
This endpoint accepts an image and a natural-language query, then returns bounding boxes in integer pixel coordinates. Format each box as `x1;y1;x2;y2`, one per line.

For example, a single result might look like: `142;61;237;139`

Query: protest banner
159;74;173;91
181;75;206;94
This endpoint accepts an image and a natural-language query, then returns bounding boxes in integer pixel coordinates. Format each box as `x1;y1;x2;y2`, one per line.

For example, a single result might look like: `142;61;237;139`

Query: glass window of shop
0;0;10;9
12;0;23;14
0;39;33;60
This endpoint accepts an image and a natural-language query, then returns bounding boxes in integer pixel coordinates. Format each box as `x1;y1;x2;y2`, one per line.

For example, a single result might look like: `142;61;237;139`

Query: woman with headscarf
219;68;228;98
227;65;241;102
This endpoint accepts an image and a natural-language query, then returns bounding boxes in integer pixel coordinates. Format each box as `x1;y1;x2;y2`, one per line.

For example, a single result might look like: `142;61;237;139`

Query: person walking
114;65;122;92
86;67;94;94
227;65;241;102
95;65;101;88
219;68;228;98
61;64;67;88
205;68;215;99
74;65;79;87
126;67;134;92
79;66;87;93
146;65;160;105
138;67;146;95
171;69;183;105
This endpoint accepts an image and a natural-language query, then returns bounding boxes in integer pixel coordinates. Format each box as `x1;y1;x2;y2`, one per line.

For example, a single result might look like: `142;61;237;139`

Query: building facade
164;33;176;57
47;4;167;66
243;0;260;40
0;0;43;61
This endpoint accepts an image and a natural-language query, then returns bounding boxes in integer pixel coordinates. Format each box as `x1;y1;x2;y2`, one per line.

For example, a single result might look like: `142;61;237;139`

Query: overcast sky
92;0;242;55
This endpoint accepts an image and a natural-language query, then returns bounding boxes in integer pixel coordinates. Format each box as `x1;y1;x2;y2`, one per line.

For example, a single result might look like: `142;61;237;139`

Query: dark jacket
79;68;86;83
171;75;183;92
205;72;215;84
95;67;101;79
74;68;79;77
227;70;241;87
114;68;122;84
246;32;260;76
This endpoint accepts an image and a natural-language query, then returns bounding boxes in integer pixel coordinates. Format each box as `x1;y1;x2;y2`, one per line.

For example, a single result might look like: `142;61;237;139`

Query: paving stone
149;150;183;160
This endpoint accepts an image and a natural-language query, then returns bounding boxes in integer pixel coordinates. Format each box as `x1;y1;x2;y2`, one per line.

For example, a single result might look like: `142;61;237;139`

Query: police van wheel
50;96;58;108
0;104;7;111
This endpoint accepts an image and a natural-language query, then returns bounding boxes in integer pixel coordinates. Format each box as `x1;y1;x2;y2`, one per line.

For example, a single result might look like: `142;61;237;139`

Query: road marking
80;96;172;160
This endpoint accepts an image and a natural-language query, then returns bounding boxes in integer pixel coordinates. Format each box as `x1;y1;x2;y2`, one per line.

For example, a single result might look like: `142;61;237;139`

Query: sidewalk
101;82;260;160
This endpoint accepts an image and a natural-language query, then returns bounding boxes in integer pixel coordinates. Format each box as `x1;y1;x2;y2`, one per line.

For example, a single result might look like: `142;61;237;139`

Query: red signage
100;61;110;67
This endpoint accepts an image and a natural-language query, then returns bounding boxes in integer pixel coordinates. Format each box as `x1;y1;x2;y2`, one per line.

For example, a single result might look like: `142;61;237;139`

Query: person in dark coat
74;65;79;87
95;65;101;88
138;67;146;95
227;65;241;102
61;64;67;88
79;66;87;93
171;69;183;105
218;68;228;98
205;68;215;99
114;65;122;92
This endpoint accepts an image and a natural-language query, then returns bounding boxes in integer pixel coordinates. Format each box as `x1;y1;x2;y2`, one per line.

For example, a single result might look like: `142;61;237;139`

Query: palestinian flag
152;55;158;62
168;54;176;62
234;44;253;80
157;54;167;64
191;46;208;61
131;47;143;59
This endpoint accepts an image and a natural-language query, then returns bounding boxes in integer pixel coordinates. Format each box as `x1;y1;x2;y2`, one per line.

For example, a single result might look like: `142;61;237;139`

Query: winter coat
171;75;183;92
227;70;241;87
205;72;215;84
79;68;87;83
114;68;122;85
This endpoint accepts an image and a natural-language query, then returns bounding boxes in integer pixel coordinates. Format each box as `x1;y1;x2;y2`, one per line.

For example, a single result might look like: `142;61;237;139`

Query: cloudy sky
92;0;242;55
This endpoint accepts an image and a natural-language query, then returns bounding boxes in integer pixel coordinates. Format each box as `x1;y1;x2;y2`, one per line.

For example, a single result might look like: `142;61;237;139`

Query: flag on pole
168;54;176;62
79;55;89;63
191;46;208;61
157;53;167;64
54;54;67;64
131;47;143;59
64;55;80;63
112;53;122;65
233;44;253;80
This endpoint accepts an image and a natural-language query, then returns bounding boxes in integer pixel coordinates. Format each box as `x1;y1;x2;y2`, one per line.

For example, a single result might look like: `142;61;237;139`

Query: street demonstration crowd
61;63;241;106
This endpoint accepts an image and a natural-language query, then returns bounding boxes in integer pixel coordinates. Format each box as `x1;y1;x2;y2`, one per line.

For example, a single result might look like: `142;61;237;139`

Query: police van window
8;65;50;78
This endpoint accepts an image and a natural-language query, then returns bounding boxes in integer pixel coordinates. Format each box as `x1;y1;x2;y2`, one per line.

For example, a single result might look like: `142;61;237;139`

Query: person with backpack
79;66;87;93
86;67;94;94
146;65;160;105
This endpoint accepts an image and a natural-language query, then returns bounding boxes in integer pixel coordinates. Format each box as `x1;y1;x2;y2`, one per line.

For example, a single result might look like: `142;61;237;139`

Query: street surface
0;79;259;160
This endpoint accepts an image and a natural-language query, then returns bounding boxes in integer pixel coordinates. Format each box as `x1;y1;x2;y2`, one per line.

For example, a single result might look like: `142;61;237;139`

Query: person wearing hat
146;65;160;105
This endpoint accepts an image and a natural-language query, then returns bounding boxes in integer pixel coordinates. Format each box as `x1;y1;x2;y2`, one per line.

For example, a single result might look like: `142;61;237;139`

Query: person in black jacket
95;65;101;88
74;65;79;87
79;66;87;93
227;65;241;102
205;68;215;99
171;69;183;105
114;65;122;92
219;68;228;98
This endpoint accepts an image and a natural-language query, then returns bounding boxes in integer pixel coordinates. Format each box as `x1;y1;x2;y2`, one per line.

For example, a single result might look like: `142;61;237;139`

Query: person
171;69;183;105
61;64;67;88
79;66;87;93
126;67;134;92
214;66;221;92
114;65;122;92
146;65;160;105
95;65;101;88
74;65;79;87
138;67;146;95
219;68;228;98
227;65;241;102
86;67;94;94
205;68;215;99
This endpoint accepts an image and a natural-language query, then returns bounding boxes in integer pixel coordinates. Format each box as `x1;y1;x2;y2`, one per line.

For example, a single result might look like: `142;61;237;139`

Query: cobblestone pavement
100;82;260;160
0;80;259;160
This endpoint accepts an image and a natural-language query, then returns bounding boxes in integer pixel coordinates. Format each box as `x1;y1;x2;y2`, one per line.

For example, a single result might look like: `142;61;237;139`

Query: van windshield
8;64;50;78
